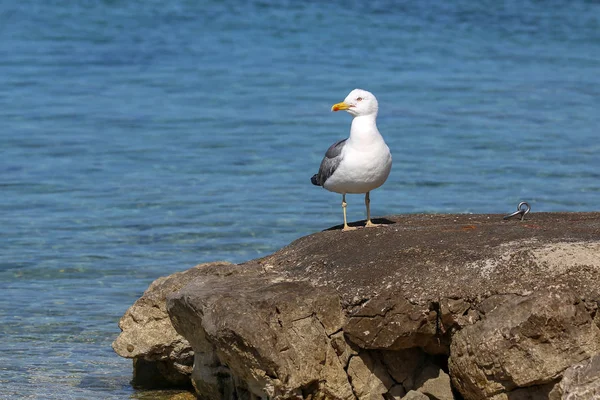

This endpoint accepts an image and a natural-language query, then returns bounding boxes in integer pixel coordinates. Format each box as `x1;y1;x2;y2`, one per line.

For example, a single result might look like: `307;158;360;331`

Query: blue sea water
1;0;599;398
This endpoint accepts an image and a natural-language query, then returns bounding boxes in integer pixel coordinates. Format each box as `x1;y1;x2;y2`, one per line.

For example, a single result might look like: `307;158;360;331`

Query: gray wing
311;139;347;186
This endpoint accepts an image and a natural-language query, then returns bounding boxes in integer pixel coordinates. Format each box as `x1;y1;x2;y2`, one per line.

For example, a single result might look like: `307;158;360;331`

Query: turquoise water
1;1;599;398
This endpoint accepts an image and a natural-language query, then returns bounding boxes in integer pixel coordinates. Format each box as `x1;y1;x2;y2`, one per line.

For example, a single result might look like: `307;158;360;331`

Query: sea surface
1;0;599;398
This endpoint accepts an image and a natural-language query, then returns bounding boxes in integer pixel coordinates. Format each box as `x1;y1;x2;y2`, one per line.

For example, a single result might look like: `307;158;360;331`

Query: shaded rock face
113;213;600;399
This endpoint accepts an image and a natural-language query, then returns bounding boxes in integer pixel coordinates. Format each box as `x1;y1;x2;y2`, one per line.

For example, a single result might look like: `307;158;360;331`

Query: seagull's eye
356;97;363;102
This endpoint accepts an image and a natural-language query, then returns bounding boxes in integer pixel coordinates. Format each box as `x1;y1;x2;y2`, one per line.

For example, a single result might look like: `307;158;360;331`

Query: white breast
323;140;392;194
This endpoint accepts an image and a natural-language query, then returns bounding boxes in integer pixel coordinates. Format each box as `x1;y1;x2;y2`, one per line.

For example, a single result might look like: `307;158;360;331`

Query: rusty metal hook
503;201;531;221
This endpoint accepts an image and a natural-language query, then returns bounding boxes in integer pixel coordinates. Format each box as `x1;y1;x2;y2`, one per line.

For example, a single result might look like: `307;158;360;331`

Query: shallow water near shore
1;0;600;398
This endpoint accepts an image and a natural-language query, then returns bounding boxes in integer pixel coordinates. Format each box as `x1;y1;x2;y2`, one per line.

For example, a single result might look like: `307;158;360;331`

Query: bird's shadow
324;218;395;232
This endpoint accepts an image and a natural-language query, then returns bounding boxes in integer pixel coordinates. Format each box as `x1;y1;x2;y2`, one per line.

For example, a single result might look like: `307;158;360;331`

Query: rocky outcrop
112;261;236;388
114;212;600;399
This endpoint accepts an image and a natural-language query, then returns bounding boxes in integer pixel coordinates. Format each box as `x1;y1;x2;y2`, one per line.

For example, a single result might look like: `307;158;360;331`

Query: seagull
311;89;392;231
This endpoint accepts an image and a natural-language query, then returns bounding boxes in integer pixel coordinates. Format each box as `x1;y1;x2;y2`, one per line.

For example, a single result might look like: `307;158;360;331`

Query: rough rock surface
114;212;600;399
449;290;600;399
401;391;429;400
167;270;355;399
346;351;394;400
414;365;454;400
549;353;600;399
112;261;235;387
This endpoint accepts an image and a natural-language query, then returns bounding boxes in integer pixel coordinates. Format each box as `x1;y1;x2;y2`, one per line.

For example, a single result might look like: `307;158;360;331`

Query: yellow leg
342;194;356;231
365;192;380;228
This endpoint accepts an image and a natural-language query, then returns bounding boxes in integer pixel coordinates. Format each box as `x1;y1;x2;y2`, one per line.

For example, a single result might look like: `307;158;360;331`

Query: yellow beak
331;101;351;112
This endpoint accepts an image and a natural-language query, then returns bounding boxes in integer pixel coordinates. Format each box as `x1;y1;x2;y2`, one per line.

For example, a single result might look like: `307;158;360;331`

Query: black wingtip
311;174;321;186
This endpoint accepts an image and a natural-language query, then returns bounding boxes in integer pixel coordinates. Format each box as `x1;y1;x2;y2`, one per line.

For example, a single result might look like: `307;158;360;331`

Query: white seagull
311;89;392;231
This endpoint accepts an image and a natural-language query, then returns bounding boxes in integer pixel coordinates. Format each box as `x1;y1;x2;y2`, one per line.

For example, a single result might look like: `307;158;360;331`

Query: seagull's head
331;89;378;117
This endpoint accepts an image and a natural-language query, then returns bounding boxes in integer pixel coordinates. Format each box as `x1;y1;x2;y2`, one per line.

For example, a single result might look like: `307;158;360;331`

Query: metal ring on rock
503;201;531;221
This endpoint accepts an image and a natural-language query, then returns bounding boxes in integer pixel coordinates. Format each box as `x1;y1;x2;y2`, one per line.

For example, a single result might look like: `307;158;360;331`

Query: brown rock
330;330;359;368
344;296;441;352
449;290;600;399
549;354;600;399
401;390;429;400
440;297;479;332
346;351;394;400
167;392;198;400
264;213;600;357
112;261;236;387
414;364;454;400
112;212;600;398
381;348;427;390
487;382;556;400
264;213;600;304
166;273;354;399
